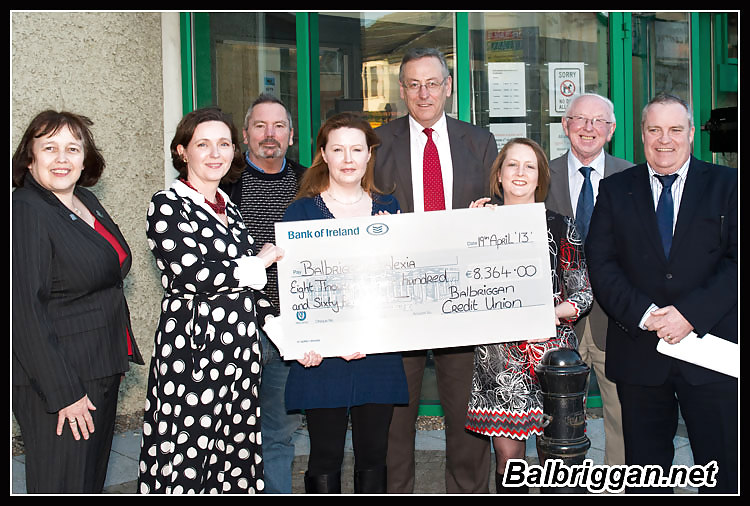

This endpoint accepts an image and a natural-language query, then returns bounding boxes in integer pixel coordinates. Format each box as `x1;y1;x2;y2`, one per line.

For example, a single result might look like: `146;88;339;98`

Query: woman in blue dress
282;112;408;493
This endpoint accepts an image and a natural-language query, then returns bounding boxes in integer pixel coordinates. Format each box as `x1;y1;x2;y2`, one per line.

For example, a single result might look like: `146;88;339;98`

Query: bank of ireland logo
296;311;307;321
366;223;389;236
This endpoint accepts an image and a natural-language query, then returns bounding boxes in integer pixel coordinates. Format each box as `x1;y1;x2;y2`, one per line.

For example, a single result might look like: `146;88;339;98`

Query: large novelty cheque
271;203;556;360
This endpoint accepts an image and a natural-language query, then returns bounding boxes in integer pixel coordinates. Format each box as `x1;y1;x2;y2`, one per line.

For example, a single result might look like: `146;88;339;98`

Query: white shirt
408;114;454;212
646;157;691;233
567;149;606;219
638;157;691;329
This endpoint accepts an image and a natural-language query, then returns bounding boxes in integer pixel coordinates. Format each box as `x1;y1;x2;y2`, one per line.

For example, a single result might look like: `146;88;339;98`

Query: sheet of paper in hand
272;203;556;359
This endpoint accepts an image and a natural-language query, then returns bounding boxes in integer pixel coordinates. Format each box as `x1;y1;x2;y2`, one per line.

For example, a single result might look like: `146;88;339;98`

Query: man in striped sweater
223;93;306;494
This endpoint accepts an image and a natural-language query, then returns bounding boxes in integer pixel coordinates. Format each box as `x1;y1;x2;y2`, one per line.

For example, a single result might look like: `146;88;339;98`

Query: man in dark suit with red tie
585;93;737;493
373;47;497;494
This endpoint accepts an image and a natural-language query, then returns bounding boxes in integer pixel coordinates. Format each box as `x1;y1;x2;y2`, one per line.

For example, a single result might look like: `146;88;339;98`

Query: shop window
468;12;611;161
317;12;455;128
630;12;691;164
208;12;301;161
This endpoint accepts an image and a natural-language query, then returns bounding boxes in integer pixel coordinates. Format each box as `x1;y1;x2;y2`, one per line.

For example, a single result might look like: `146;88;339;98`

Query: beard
253;138;283;159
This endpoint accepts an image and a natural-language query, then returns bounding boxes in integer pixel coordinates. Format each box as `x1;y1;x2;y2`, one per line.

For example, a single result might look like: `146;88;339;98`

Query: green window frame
178;11;729;415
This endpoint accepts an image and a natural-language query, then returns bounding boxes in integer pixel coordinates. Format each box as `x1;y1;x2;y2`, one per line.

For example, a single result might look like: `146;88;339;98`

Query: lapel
386;117;415;211
670;156;707;256
549;152;574;217
602;152;617;177
628;163;669;262
445;117;467;208
24;174;129;274
75;186;132;276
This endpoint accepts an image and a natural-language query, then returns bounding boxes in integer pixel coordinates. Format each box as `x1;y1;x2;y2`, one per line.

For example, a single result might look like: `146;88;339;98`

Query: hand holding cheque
268;203;556;360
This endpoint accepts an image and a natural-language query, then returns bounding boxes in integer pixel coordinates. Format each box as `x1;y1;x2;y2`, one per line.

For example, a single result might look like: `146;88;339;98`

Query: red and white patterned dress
465;210;593;439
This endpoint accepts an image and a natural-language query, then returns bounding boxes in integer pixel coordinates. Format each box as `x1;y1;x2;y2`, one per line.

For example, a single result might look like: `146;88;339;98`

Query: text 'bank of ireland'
272;204;556;360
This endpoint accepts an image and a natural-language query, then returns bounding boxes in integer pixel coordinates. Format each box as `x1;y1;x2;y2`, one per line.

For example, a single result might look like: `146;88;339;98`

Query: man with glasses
545;93;632;468
373;47;497;494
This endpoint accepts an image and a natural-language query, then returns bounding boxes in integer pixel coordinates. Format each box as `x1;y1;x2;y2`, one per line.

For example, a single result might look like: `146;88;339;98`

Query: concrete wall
11;11;174;434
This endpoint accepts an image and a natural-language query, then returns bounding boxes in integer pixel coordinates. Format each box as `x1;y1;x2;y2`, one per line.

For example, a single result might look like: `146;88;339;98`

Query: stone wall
11;11;168;434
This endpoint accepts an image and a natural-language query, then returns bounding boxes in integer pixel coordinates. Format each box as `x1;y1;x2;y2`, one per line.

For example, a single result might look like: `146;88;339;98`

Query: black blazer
12;175;143;413
373;115;498;213
585;156;737;386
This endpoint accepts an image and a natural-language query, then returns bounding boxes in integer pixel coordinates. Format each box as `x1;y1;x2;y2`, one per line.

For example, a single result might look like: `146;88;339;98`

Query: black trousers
13;375;121;493
617;363;738;494
305;403;394;475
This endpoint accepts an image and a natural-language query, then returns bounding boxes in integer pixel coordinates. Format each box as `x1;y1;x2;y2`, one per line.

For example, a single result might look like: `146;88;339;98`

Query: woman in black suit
12;110;144;493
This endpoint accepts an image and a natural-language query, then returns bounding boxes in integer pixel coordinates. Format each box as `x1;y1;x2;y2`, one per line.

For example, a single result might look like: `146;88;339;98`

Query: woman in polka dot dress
138;108;283;494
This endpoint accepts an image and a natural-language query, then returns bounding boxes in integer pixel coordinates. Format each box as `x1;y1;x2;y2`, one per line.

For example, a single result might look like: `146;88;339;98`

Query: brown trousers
386;347;490;493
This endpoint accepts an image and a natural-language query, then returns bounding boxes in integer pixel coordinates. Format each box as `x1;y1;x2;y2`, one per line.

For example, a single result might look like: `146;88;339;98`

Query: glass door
191;12;301;161
313;12;458;415
315;12;456;124
468;12;611;161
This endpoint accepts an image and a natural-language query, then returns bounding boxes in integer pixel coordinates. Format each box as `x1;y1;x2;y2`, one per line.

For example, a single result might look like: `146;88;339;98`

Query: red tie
423;128;445;211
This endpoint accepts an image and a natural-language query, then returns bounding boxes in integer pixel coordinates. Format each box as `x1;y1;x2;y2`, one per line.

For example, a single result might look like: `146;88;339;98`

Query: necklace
325;188;366;205
180;178;226;215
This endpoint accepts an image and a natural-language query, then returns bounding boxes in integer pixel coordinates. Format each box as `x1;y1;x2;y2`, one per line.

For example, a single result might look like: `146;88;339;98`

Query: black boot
496;473;528;494
304;470;342;493
354;466;387;494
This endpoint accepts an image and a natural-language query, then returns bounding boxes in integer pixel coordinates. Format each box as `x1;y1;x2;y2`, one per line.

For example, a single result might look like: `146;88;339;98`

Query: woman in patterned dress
138;108;283;493
464;138;593;493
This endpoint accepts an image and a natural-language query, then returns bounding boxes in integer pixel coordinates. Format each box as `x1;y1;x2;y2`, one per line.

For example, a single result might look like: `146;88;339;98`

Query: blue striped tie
575;166;594;242
656;174;678;256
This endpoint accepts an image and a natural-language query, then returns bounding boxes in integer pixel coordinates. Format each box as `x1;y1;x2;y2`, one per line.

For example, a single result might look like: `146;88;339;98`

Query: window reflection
210;12;300;161
631;12;690;164
469;12;610;160
318;12;455;127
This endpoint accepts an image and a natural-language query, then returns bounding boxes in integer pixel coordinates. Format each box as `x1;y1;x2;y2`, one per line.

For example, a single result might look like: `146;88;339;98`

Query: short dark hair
12;110;105;188
244;93;293;131
170;107;244;183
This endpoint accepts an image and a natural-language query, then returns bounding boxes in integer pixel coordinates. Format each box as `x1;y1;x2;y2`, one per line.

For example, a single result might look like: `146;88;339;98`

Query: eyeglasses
401;78;447;94
565;115;613;130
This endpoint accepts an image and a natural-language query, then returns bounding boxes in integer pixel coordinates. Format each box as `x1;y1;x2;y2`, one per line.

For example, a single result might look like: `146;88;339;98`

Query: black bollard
534;348;591;494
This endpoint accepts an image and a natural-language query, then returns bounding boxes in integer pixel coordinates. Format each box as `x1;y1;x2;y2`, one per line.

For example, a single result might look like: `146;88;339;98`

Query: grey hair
244;93;293;131
567;93;616;123
399;47;451;83
641;92;694;128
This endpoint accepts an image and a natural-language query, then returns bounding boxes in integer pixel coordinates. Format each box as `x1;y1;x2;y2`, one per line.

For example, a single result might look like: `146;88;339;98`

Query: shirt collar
244;151;286;174
408;113;448;140
172;179;231;218
567;149;606;177
646;156;691;180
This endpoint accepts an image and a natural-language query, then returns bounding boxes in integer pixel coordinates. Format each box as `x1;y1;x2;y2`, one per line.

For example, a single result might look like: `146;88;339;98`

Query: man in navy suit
374;47;497;494
586;93;737;493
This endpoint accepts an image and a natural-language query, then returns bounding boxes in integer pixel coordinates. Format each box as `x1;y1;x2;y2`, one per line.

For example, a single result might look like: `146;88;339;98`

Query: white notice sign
488;62;526;117
272;204;556;359
548;62;585;117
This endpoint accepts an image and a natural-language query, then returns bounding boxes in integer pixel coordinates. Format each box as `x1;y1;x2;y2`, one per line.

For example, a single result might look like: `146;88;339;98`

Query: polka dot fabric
138;181;268;494
423;127;445;211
